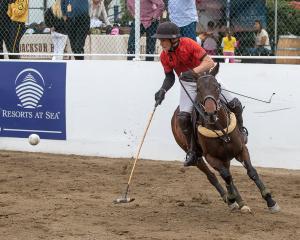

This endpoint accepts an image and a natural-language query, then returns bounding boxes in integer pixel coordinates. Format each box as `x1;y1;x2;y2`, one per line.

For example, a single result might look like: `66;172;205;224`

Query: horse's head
196;63;221;121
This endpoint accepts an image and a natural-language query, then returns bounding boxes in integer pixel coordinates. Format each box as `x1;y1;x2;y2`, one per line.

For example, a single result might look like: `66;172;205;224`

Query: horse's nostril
204;98;217;113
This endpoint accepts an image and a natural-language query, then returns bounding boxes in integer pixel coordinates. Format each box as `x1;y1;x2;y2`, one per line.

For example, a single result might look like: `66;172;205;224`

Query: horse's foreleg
237;146;280;213
206;155;238;209
231;183;244;207
196;158;227;202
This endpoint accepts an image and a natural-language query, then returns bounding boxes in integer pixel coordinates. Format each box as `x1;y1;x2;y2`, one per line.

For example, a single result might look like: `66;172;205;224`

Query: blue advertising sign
0;62;66;140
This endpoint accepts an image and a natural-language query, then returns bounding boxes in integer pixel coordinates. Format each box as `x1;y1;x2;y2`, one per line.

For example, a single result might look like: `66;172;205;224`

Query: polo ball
28;134;40;146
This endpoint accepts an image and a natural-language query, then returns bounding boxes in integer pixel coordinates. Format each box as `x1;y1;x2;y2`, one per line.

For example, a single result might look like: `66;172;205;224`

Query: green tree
266;0;300;43
119;0;133;26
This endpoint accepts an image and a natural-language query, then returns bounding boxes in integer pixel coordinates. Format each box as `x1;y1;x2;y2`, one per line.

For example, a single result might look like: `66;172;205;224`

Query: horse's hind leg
196;158;227;203
236;146;280;213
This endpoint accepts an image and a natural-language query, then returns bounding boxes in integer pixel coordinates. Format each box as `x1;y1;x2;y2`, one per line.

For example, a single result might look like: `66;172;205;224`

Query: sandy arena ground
0;151;299;240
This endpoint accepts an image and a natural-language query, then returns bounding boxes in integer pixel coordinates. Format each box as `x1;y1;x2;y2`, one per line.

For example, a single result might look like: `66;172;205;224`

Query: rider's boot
227;98;248;144
178;111;199;167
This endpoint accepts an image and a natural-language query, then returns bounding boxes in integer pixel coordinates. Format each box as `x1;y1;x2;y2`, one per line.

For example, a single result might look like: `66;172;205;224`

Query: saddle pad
197;112;237;138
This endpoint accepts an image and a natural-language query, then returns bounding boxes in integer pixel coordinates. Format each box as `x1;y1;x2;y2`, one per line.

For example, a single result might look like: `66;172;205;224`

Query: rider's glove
180;69;196;82
155;88;166;106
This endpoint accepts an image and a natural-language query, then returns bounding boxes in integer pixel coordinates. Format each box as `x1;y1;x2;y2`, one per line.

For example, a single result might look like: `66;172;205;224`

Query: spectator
127;0;165;61
6;0;29;59
201;21;218;56
61;0;90;60
89;0;111;29
168;0;198;41
110;23;120;35
45;0;68;60
206;21;219;38
0;0;10;59
248;20;271;56
198;32;206;43
221;28;237;63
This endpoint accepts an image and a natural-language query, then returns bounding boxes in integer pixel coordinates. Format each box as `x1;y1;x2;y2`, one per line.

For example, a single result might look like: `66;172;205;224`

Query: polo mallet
114;104;158;204
222;89;276;104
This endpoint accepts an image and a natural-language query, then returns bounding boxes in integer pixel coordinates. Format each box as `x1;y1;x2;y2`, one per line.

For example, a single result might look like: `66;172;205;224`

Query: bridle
197;75;231;143
198;74;221;116
202;95;220;125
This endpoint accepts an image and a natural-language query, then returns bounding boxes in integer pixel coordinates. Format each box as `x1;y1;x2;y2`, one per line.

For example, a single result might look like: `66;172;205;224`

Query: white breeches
179;79;234;113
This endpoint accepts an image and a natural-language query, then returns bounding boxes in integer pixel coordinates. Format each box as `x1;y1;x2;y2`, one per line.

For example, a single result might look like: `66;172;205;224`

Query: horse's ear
209;62;220;77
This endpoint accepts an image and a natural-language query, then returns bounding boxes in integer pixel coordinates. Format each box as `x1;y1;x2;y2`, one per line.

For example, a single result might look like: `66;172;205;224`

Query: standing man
168;0;198;41
127;0;165;61
0;0;10;59
6;0;29;59
61;0;90;60
153;22;248;166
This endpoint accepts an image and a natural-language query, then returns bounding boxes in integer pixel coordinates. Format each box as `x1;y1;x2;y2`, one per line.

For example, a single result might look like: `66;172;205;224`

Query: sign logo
15;68;45;109
0;62;66;140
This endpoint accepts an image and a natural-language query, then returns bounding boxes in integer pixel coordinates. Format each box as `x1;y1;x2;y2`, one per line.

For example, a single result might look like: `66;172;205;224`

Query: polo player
153;22;248;167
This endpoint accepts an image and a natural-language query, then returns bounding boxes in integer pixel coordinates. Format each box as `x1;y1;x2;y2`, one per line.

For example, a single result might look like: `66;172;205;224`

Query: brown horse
171;64;280;213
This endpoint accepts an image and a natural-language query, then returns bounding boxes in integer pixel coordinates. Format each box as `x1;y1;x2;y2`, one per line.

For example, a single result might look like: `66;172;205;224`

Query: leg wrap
219;167;232;184
262;188;271;198
247;167;258;181
225;183;236;202
247;166;270;198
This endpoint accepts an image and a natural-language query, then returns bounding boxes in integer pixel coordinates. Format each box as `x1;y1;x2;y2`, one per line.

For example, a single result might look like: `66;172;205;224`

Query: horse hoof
229;202;239;211
269;202;280;213
240;205;251;214
222;194;228;203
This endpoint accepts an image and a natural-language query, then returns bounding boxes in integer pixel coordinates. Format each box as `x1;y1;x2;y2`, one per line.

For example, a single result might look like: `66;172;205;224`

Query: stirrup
240;127;248;144
184;151;198;167
241;127;248;136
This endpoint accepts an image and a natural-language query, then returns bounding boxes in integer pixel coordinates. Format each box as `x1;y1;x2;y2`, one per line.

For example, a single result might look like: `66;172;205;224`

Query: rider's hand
155;88;166;106
180;69;196;82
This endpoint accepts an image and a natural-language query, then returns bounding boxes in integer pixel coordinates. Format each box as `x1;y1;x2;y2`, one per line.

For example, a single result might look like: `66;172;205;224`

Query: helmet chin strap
169;38;180;52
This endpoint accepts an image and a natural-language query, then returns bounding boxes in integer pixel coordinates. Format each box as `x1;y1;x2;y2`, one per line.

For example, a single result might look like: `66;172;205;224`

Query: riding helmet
152;22;181;39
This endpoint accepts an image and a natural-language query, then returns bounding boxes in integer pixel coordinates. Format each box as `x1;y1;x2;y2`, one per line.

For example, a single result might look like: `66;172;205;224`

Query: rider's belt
180;78;197;83
197;112;237;138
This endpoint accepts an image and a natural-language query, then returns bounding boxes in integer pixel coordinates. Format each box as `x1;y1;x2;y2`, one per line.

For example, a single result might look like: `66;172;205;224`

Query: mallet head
113;197;135;204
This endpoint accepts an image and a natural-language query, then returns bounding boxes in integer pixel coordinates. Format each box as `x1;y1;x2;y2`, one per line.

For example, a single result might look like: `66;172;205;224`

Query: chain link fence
0;0;299;63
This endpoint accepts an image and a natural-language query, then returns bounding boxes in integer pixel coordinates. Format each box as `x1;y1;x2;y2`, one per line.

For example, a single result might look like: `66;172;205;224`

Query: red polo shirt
160;37;207;76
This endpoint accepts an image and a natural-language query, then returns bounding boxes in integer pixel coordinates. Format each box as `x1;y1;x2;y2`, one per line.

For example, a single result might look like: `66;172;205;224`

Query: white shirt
89;1;111;26
255;29;271;50
168;0;198;27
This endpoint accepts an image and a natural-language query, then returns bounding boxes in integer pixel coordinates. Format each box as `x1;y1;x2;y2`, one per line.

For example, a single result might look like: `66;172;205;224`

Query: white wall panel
0;61;299;169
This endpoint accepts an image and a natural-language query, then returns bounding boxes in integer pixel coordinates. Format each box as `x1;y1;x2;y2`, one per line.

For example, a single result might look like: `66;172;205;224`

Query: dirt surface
0;151;299;240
